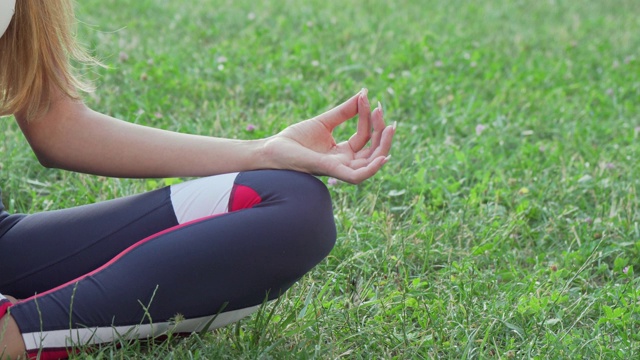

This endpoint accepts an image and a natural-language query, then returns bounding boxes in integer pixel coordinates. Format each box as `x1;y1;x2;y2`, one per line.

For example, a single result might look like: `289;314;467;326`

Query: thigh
0;186;178;297
0;173;239;298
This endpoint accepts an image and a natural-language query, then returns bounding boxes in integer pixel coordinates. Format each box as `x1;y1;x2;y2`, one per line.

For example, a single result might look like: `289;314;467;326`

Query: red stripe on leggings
19;183;262;305
19;213;223;304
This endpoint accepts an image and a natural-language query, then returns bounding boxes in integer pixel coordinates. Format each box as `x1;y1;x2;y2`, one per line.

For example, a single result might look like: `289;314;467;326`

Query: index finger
315;90;362;129
347;89;372;152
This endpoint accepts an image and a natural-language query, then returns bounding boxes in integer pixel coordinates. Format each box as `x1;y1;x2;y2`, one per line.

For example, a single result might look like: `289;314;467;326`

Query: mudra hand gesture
265;89;395;184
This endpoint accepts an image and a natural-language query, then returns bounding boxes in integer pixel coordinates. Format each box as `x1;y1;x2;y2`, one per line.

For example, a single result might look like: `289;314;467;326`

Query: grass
1;0;639;358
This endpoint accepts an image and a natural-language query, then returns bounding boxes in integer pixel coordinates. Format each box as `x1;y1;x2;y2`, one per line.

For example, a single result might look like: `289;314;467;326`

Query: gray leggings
0;170;336;358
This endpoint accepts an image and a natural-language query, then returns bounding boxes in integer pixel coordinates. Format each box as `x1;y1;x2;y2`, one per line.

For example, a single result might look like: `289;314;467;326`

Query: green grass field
1;0;639;358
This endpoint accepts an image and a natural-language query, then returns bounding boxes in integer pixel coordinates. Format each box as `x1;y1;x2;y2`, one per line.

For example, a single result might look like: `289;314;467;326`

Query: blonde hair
0;0;98;120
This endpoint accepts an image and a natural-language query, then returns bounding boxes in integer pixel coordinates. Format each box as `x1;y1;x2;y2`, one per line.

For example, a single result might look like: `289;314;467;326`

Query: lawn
1;0;639;358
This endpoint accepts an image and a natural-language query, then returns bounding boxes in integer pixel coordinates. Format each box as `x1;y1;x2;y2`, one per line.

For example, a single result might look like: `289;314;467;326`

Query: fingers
367;122;395;160
330;156;389;184
347;89;372;152
351;100;388;159
348;123;395;166
331;123;395;183
313;90;395;184
369;102;385;150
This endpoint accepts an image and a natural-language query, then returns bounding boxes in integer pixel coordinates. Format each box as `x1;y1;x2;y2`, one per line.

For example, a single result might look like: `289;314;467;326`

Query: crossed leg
0;170;336;359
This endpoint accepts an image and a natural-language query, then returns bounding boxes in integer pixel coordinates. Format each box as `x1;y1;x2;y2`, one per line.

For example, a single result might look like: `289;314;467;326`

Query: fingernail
361;88;368;96
377;101;383;115
392;121;397;130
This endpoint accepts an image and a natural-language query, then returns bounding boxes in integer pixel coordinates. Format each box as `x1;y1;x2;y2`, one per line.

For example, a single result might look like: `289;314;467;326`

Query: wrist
256;136;284;170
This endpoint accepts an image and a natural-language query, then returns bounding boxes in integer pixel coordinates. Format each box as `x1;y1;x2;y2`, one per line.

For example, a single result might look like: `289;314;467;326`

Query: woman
0;0;394;358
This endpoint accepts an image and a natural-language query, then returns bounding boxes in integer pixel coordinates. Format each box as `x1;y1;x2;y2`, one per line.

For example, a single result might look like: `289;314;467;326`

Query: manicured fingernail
392;121;397;130
377;101;383;115
360;89;370;108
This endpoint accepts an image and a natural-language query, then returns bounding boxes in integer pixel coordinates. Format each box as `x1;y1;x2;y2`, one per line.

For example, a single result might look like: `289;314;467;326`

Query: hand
263;89;395;184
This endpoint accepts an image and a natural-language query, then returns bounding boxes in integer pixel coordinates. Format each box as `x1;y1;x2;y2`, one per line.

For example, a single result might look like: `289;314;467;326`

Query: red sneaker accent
0;297;11;317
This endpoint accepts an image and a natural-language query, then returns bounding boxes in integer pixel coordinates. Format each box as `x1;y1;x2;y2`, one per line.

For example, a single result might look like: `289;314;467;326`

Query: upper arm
15;88;89;167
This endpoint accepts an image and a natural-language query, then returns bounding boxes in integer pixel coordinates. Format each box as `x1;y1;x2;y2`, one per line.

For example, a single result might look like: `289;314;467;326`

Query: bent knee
234;170;337;262
277;172;337;267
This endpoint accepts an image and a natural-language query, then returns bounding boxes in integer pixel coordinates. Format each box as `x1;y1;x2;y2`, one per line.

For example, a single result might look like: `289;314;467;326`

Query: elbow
32;150;60;169
20;121;70;170
17;99;90;171
28;141;64;169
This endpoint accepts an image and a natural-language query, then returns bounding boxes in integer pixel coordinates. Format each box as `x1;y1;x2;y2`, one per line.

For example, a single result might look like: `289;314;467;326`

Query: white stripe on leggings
169;173;239;224
21;305;259;351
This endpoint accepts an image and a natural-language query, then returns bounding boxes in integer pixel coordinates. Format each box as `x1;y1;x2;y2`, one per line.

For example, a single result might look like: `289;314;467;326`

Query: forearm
16;88;393;183
18;102;272;178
